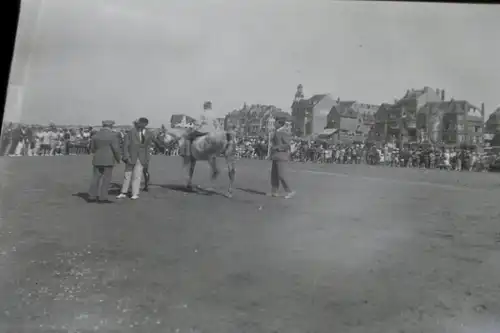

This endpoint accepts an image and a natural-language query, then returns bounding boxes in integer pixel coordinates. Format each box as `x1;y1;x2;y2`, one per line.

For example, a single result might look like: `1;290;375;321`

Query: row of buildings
290;85;495;147
167;84;500;147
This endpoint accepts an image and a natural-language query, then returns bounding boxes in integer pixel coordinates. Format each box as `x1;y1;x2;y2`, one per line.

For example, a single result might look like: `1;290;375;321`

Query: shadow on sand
236;187;267;196
72;192;93;202
108;182;123;195
73;183;123;202
74;183;230;202
153;183;219;196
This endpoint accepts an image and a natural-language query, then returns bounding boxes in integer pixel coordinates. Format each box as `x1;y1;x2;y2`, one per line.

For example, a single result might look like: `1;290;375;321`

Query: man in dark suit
0;122;13;156
88;120;121;203
269;117;295;199
131;119;152;191
25;126;35;156
8;124;22;156
117;117;154;200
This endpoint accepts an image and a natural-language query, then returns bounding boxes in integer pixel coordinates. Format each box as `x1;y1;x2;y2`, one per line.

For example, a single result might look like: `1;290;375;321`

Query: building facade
291;94;335;137
224;104;290;137
372;87;443;144
373;87;484;146
170;114;196;128
292;93;375;141
485;107;500;134
350;102;379;128
417;101;484;145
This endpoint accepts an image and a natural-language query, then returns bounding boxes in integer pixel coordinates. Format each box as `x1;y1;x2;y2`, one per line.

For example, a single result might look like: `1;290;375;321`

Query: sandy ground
0;155;500;333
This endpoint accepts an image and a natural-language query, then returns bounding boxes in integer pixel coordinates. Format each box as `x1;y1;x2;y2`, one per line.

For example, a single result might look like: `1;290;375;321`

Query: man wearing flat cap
117;117;153;200
269;117;295;199
88;120;121;203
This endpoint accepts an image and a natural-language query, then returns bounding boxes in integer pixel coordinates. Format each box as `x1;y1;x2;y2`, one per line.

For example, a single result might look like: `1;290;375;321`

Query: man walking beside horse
269;117;296;199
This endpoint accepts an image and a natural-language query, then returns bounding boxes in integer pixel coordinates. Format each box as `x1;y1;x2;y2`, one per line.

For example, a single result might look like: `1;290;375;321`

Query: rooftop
335;101;357;118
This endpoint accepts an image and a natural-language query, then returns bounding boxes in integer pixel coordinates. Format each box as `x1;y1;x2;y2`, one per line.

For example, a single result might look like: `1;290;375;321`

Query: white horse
163;128;236;198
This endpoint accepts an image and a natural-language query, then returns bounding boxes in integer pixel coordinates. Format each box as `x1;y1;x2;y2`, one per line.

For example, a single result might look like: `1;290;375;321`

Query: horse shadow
154;184;216;196
236;187;267;196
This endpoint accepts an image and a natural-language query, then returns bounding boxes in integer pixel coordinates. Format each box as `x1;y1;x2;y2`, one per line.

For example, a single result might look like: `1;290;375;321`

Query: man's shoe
284;191;296;199
87;197;97;203
143;187;149;192
116;193;127;199
131;195;139;200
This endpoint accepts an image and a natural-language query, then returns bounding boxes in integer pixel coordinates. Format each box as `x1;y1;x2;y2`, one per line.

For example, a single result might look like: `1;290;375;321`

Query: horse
163;128;236;198
152;131;177;155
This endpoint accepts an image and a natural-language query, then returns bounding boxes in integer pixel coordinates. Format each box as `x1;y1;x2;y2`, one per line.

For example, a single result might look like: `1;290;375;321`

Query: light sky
6;0;500;126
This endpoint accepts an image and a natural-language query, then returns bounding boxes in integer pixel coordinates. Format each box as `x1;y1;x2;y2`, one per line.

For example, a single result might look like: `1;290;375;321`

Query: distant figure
88;120;121;203
117;117;153;200
9;125;23;156
269;117;295;199
0;123;13;156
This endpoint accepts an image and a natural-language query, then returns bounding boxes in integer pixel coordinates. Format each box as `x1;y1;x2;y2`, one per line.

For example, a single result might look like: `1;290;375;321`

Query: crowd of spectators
2;123;499;172
0;123;95;156
0;122;179;157
231;135;499;172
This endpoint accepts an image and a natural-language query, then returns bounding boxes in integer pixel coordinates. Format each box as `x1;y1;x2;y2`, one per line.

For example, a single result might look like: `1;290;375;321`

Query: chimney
436;88;440;97
481;102;485;117
337;97;340;103
441;90;445;101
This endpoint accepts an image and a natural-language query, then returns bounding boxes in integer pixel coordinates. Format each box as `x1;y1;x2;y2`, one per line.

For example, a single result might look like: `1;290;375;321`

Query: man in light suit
269;117;295;199
88;120;121;203
117;117;153;200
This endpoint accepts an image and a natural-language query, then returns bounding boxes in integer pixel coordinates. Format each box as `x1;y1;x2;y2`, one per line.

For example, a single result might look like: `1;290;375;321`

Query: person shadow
73;183;123;202
236;187;267;196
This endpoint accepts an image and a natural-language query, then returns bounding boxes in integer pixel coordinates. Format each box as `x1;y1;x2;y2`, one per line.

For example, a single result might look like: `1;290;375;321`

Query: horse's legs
204;156;219;192
208;156;220;180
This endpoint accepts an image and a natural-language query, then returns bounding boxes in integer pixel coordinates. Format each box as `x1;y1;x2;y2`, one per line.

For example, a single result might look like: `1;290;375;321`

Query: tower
294;84;304;102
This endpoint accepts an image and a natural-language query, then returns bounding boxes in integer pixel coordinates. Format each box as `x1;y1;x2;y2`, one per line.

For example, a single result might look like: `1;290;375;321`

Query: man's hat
102;120;115;126
203;101;212;109
137;117;149;124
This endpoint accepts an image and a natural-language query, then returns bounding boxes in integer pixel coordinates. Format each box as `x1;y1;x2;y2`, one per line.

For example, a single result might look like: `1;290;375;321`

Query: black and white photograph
1;0;500;332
